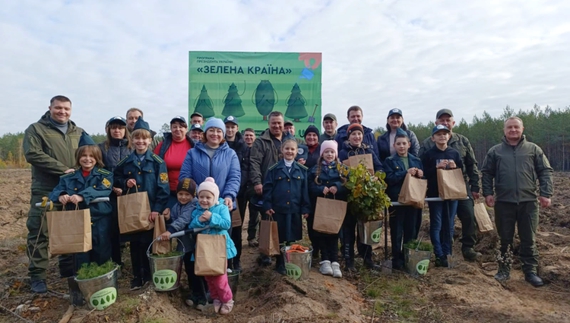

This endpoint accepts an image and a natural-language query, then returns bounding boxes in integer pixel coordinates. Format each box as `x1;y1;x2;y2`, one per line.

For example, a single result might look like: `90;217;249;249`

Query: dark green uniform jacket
23;111;83;191
481;136;553;203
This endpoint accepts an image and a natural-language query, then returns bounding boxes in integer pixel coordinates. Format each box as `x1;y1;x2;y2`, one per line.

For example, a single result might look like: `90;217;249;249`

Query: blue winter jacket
383;153;424;201
189;198;237;260
179;142;241;205
308;162;348;214
335;124;379;157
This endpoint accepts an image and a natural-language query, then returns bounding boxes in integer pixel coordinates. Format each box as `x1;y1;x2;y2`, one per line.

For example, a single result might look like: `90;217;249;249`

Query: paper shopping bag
47;207;92;255
437;169;467;200
259;216;280;256
348;154;374;173
152;214;170;254
474;202;494;232
313;196;347;234
194;234;227;276
231;199;242;228
117;189;154;234
398;173;427;209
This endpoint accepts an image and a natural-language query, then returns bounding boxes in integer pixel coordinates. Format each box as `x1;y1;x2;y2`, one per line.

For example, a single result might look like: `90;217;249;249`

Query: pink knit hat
320;140;338;157
197;177;220;203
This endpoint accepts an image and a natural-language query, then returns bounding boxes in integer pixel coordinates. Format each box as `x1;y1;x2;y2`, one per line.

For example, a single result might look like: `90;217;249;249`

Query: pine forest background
1;105;569;171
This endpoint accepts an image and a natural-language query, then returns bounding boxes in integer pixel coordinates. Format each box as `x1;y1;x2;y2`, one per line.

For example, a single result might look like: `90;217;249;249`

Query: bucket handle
146;237;185;258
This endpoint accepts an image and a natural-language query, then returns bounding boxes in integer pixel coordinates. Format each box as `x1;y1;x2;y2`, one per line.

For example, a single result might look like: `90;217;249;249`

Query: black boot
275;255;286;275
67;277;85;306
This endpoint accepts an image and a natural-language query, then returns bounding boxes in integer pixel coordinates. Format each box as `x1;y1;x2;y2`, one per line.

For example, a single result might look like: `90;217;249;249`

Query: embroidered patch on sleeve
160;172;169;184
102;178;111;188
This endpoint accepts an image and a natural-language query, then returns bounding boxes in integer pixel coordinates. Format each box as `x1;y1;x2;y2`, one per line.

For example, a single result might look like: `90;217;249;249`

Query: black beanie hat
303;125;320;138
177;178;197;196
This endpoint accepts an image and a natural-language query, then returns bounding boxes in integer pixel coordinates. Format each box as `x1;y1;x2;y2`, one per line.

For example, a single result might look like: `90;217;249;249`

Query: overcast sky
2;0;569;135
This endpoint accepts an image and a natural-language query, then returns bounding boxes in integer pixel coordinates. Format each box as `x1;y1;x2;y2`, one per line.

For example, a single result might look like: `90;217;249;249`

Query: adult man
319;113;338;143
284;120;305;145
125;108;160;149
418;109;481;261
191;112;205;125
250;111;291;267
189;123;204;144
224;116;247;271
335;106;379;157
481;117;553;287
23;95;83;293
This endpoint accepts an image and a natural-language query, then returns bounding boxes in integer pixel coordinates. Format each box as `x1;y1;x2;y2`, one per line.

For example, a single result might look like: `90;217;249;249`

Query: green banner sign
189;51;322;136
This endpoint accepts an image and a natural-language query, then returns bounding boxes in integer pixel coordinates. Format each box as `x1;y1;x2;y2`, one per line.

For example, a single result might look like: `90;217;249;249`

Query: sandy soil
1;169;569;323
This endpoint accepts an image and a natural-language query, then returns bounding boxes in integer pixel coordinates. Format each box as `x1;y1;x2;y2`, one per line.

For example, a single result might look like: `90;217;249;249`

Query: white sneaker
319;260;333;276
331;262;342;278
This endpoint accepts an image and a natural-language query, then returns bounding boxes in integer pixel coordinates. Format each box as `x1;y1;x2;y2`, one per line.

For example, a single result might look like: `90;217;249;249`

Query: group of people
22;95;553;315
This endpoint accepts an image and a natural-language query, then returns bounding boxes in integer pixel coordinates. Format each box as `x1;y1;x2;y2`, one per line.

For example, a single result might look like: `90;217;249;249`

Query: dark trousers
318;234;339;263
389;206;418;268
109;194;123;266
127;230;153;280
306;214;319;257
342;215;373;264
244;188;261;241
494;201;539;274
456;195;478;251
183;253;208;302
230;188;248;266
75;217;112;271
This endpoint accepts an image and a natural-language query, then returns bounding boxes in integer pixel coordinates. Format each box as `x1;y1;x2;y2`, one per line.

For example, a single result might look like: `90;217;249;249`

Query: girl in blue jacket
263;138;311;275
190;177;236;315
308;140;347;278
49;133;113;271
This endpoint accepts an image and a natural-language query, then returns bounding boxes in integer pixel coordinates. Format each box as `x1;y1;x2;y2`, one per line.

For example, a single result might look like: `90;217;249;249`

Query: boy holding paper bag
421;125;463;267
384;129;424;270
114;117;169;290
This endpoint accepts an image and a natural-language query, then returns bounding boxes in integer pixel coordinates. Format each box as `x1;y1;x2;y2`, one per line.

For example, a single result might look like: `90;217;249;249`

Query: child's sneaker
219;300;234;315
130;277;143;290
213;299;222;313
331;262;342;278
319;260;333;276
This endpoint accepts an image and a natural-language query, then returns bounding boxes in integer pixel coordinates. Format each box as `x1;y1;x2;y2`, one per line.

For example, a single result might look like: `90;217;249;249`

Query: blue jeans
428;200;458;258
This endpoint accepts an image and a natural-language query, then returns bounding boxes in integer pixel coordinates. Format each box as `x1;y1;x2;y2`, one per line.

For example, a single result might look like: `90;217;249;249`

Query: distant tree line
1;105;569;170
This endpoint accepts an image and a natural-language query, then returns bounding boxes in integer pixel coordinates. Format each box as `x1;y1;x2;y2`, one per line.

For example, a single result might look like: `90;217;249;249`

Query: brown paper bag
398;173;427;209
194;234;227;276
474;202;494;232
152;214;170;254
348;154;374;173
118;189;154;234
47;207;92;255
313;196;347;234
231;199;241;228
259;216;280;256
436;169;467;200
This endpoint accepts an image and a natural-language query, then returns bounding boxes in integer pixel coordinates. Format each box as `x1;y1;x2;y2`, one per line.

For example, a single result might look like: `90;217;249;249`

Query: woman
154;116;194;208
303;125;321;169
178;117;241;301
98;116;132;267
338;123;382;272
376;108;420;162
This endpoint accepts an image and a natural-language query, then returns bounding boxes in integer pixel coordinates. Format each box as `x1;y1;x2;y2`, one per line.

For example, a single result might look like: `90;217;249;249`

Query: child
338;123;382;271
420;125;463;267
189;177;236;315
49;132;113;271
308;140;347;278
114;117;170;290
384;129;424;270
158;178;206;309
262;138;311;275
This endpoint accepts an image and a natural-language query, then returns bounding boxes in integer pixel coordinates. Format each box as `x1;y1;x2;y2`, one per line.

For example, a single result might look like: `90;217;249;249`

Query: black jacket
98;138;132;173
